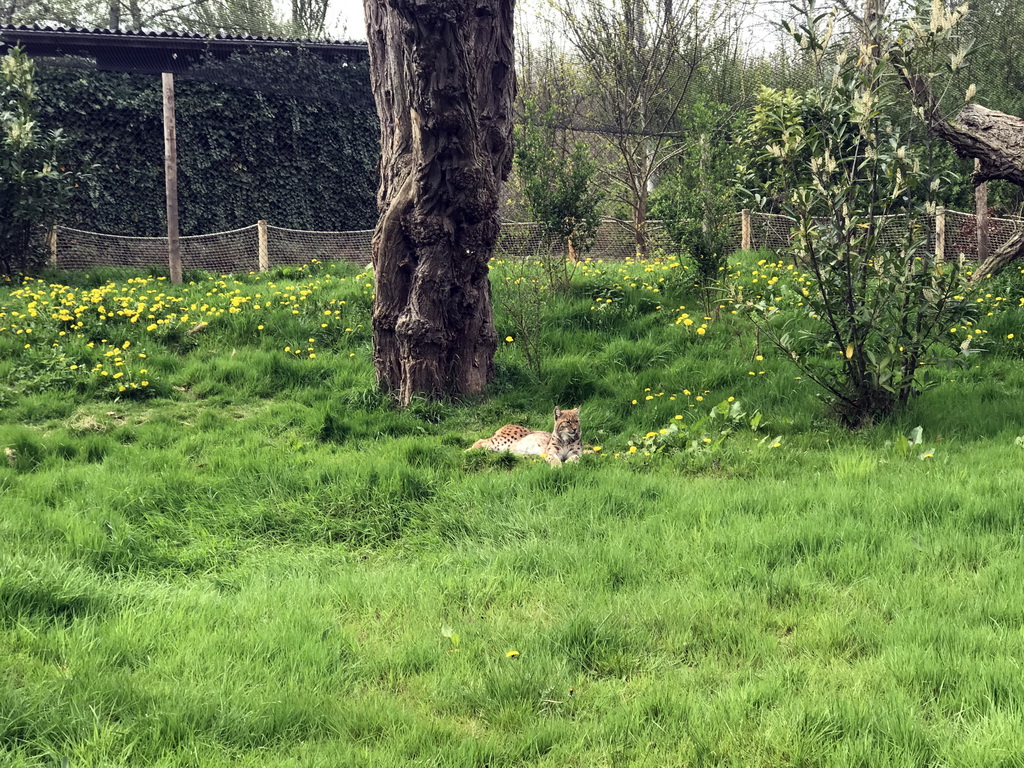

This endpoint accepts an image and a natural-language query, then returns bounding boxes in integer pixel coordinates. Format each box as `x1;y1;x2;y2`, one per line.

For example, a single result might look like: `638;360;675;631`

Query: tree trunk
128;0;142;30
363;0;514;405
972;229;1024;283
892;44;1024;279
956;104;1024;187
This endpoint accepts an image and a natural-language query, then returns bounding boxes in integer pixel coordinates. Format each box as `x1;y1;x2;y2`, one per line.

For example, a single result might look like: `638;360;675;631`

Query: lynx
469;407;582;466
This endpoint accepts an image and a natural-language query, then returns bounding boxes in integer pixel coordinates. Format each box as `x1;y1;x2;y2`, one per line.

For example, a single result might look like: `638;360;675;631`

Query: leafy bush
626;398;778;465
650;100;739;285
0;47;76;276
31;48;378;236
737;6;974;428
514;100;604;268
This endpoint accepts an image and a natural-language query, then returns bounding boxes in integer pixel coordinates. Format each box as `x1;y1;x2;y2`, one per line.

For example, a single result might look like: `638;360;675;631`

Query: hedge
34;48;379;236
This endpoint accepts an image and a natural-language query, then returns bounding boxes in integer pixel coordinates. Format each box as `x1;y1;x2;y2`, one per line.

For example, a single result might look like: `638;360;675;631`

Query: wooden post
741;208;752;251
47;225;58;268
162;72;183;285
975;159;990;264
934;205;945;262
257;220;269;271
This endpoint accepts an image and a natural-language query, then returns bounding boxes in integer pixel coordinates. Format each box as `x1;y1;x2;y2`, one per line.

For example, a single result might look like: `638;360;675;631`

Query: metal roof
0;24;369;73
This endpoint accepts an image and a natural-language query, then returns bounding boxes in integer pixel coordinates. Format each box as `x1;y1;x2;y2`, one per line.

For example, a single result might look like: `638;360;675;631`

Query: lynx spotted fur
470;407;582;466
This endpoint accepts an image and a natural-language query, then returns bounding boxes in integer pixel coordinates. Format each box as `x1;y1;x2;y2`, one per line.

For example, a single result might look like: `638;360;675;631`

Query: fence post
162;72;183;285
741;208;751;251
975;159;990;264
257;220;269;271
47;225;58;268
934;206;945;262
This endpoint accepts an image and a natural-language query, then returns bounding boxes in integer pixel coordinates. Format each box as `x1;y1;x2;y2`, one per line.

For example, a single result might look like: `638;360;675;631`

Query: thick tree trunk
972;229;1024;283
892;47;1024;279
363;0;515;405
956;105;1024;187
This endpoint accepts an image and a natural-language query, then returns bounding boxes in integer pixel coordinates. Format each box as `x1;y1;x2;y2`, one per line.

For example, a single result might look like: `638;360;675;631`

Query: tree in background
0;47;75;276
4;0;334;38
884;0;1024;280
363;0;515;404
514;99;604;267
552;0;725;257
650;98;738;287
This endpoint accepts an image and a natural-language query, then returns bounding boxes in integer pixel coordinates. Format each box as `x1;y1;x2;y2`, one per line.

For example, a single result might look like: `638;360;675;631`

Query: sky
328;0;366;40
324;1;786;55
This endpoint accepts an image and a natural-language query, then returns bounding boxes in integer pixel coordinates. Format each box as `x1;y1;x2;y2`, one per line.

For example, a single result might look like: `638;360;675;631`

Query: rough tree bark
893;55;1024;280
363;0;515;405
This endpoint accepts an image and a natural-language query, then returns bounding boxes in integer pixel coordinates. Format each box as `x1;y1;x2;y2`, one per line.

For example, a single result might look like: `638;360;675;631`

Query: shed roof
0;24;369;73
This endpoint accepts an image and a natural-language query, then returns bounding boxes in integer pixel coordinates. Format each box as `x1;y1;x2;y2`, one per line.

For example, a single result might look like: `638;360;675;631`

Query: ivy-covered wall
34;49;379;236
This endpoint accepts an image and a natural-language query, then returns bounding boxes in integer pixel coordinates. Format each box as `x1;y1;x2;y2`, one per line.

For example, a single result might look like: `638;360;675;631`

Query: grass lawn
3;255;1024;766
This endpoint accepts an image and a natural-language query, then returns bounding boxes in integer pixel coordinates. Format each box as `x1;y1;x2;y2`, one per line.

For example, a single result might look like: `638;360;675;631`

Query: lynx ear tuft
554;407;562;419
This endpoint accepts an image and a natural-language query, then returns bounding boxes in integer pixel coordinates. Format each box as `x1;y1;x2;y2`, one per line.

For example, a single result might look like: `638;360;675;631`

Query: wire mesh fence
944;209;1024;260
737;209;1024;262
265;226;374;266
495;220;676;262
46;209;1024;276
54;224;260;273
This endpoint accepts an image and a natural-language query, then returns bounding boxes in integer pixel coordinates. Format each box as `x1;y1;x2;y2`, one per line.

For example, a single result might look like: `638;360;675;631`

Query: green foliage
650;100;739;285
7;252;1024;763
737;6;975;428
493;257;546;378
514;100;604;260
737;86;817;213
626;398;777;466
497;103;605;375
31;48;378;236
0;47;77;276
893;425;937;461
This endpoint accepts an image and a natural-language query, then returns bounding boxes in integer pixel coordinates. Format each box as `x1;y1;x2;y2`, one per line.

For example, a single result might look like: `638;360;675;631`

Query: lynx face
553;407;581;444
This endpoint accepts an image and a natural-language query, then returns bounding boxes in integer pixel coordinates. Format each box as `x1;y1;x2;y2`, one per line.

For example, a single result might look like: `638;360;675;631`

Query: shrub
514;100;604;271
0;47;76;277
736;6;974;428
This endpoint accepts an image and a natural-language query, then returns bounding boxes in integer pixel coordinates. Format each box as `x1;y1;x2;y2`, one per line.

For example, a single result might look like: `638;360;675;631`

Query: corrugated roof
0;23;369;72
0;23;367;48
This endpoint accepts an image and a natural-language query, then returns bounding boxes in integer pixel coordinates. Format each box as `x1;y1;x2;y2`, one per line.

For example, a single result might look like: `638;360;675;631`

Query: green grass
4;256;1024;765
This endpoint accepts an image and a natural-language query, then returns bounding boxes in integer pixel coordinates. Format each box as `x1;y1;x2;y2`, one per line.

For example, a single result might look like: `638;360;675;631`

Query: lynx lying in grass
469;407;582;466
